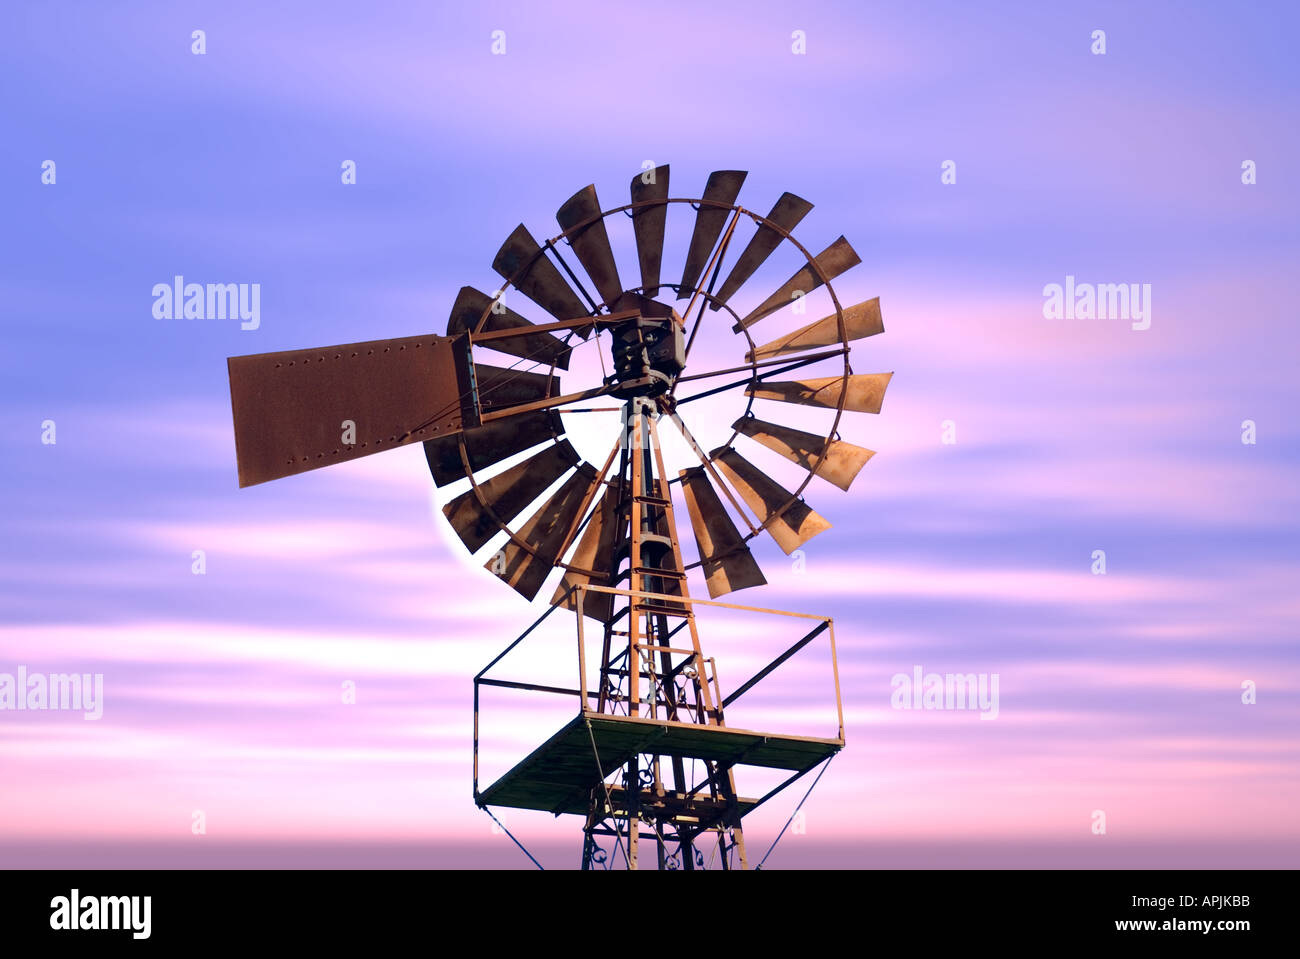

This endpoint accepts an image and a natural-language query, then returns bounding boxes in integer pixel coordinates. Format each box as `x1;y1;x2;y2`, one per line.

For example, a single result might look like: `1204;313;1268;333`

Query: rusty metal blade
423;410;563;488
745;373;892;414
552;484;619;621
442;441;580;554
746;297;883;362
227;333;475;488
733;236;862;331
488;463;601;600
710;192;813;310
447;287;571;371
473;364;561;417
630;165;669;297
679;466;767;598
710;448;831;554
732;416;875;492
676;170;747;297
610;291;677;321
556;185;623;309
491;224;592;335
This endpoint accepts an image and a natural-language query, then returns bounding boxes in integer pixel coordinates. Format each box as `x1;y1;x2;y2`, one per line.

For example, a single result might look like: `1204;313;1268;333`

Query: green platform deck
477;711;842;817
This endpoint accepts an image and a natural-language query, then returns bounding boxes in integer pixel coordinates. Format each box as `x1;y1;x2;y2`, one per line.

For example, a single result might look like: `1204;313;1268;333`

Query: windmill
227;166;890;869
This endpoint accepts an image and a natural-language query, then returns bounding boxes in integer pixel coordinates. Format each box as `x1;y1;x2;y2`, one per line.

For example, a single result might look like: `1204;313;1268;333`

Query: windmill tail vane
226;165;891;869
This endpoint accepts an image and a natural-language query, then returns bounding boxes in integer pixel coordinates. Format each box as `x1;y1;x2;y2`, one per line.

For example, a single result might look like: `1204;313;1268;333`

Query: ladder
582;397;748;870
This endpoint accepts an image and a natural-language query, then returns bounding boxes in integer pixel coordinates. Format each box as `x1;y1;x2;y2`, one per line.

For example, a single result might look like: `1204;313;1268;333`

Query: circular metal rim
450;191;856;578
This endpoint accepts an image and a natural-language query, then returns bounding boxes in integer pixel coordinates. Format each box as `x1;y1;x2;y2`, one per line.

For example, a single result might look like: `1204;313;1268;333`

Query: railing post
473;676;480;798
577;586;588;714
827;618;844;742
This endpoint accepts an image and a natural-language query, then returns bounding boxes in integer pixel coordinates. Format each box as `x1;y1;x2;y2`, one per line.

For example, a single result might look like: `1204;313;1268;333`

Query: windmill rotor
428;171;889;599
225;165;892;870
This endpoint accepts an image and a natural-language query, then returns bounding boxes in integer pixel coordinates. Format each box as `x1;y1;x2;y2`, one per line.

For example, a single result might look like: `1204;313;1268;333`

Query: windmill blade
746;297;883;362
746;372;892;414
473;364;561;416
556;185;623;308
227;333;475;488
489;463;601;600
679;466;767;598
630;165;669;296
733;236;862;332
492;224;593;336
710;448;830;554
732;416;874;492
610;290;678;321
552;484;619;621
710;192;813;311
676;170;747;297
447;287;572;371
423;410;563;488
443;441;581;554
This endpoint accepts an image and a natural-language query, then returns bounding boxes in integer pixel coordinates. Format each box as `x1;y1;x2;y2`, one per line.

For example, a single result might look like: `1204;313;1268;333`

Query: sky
1;0;1297;869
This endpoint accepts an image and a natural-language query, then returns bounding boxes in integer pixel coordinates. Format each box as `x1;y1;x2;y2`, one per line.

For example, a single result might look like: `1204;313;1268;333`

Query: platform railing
574;584;842;734
473;583;843;803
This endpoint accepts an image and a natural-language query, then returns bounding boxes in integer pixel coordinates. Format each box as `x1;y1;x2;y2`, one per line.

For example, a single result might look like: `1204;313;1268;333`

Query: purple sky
2;1;1298;868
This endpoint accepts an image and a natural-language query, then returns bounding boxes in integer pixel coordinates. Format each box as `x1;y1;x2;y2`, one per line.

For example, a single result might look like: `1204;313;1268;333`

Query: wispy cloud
2;0;1298;864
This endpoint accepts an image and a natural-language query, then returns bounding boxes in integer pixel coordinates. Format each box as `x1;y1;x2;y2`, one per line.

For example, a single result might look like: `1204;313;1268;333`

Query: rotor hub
606;312;685;398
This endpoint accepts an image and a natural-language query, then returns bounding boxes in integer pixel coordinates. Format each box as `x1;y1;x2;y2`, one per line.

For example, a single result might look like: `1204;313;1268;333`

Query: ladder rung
618;496;671;510
631;566;685;578
635;602;692;618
